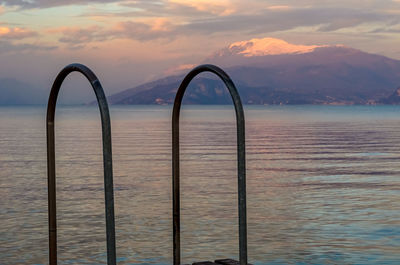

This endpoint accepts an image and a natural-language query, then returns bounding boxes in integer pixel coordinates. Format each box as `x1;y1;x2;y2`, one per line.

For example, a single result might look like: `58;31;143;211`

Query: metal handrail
172;64;248;265
46;63;116;265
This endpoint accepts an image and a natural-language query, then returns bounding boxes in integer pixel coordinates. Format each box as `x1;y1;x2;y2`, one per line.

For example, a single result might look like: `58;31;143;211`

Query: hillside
108;38;400;105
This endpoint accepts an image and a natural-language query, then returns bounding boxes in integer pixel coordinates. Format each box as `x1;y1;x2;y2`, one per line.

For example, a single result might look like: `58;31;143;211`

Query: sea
0;105;399;265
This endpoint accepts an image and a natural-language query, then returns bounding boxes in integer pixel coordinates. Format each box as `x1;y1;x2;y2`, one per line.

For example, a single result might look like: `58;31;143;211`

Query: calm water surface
0;105;399;265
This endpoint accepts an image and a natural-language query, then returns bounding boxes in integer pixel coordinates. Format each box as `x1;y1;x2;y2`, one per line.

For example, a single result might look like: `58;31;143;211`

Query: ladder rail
46;63;116;265
172;64;247;265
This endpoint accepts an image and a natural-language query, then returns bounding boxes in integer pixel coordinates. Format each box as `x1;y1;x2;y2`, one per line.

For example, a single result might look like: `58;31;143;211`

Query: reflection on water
0;105;399;265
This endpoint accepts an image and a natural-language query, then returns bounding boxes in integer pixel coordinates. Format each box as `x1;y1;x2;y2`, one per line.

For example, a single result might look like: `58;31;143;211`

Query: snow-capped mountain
108;38;400;105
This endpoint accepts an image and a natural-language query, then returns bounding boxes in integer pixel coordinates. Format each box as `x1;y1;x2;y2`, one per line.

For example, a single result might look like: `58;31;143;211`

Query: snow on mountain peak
228;37;329;57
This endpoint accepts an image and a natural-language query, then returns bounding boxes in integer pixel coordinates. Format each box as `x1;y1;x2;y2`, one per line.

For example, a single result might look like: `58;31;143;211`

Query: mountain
0;78;46;105
108;37;400;105
380;87;400;104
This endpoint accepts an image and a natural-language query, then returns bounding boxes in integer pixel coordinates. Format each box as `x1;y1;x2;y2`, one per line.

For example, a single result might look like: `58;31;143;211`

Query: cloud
0;24;54;55
85;0;234;19
267;5;292;10
369;26;400;34
177;7;397;36
4;0;399;36
112;18;175;40
50;18;176;45
0;40;56;54
0;26;38;39
48;5;400;47
3;0;236;17
0;0;121;9
1;0;400;107
50;25;108;43
169;0;235;16
317;10;384;32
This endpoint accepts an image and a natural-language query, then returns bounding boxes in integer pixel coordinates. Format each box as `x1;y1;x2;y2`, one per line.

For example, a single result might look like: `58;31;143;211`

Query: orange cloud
0;27;10;35
0;26;38;39
164;63;196;75
267;5;291;10
112;18;175;40
0;6;4;15
151;18;173;31
169;0;235;16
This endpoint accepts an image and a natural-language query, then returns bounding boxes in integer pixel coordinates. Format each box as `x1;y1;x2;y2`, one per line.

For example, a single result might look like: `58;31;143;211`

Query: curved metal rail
46;63;116;265
172;64;247;265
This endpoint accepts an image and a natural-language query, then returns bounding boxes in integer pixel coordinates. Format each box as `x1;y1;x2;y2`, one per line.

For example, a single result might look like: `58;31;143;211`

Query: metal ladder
46;63;116;265
46;63;248;265
172;64;249;265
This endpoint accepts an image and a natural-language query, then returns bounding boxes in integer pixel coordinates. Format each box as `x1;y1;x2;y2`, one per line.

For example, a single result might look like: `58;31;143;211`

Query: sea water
0;105;399;264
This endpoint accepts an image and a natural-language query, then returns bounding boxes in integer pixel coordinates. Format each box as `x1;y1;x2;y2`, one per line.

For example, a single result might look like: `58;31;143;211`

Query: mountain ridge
107;37;400;105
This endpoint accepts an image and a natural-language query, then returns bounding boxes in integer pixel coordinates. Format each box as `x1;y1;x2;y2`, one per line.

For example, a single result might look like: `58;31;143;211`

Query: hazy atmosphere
1;0;400;103
2;2;400;264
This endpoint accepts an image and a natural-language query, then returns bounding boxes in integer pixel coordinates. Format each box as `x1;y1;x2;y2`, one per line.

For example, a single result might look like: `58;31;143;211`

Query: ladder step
215;259;253;265
190;259;252;265
215;259;239;265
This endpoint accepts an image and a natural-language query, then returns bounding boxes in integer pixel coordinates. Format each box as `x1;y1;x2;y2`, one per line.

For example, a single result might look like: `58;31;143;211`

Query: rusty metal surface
172;64;248;265
46;63;116;265
192;261;218;265
215;259;253;265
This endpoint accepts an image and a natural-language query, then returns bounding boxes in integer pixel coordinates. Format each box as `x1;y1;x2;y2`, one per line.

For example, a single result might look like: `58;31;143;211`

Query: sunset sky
0;0;399;103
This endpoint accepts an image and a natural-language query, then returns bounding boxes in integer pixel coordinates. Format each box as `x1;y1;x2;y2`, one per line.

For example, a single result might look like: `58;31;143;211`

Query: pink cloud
169;0;235;16
113;18;175;39
48;18;176;47
267;5;291;10
150;18;173;31
164;63;196;75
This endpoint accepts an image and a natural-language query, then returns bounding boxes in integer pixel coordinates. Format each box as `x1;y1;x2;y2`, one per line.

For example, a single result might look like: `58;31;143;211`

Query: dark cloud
81;1;213;19
179;8;391;35
369;27;400;34
316;9;385;32
0;0;121;9
57;26;109;44
0;40;56;54
54;20;176;45
53;6;399;46
3;0;399;37
1;0;212;17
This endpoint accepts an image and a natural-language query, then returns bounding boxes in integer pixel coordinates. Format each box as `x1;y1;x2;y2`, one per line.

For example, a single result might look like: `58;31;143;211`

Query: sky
0;0;399;103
